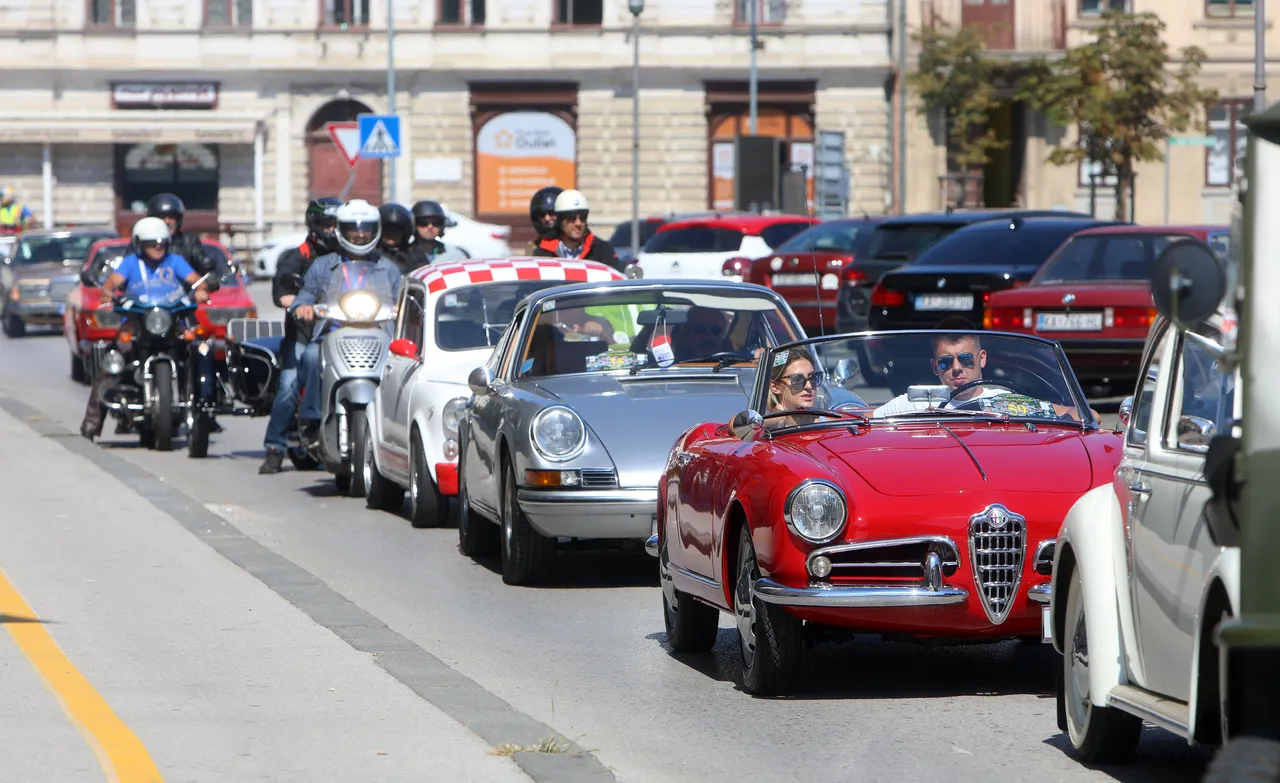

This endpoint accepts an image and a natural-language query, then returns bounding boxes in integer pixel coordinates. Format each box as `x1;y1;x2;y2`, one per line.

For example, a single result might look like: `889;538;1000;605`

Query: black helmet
378;203;414;248
529;186;563;239
146;193;185;228
305;197;342;252
411;200;448;236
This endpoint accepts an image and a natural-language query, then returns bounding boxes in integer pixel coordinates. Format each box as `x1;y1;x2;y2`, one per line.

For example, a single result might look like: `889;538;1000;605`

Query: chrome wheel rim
362;430;374;492
734;554;757;669
502;475;514;560
1066;598;1092;741
409;446;420;512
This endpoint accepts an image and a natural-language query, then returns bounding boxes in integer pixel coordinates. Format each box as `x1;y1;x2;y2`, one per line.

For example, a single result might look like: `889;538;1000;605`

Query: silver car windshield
435;280;564;352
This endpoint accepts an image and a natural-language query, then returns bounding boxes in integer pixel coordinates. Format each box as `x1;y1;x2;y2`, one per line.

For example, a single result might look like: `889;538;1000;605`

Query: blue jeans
263;338;304;451
299;339;323;422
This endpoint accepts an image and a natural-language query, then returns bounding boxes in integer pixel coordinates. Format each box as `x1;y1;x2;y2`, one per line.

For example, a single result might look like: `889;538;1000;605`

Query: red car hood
988;280;1152;308
817;424;1094;496
207;287;252;306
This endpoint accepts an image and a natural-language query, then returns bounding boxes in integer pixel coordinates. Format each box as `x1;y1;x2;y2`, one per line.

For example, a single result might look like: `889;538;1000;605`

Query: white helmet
553;189;589;215
132;216;172;246
335;199;381;256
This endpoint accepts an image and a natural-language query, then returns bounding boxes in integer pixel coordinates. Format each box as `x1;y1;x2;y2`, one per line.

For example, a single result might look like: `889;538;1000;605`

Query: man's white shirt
872;386;1009;417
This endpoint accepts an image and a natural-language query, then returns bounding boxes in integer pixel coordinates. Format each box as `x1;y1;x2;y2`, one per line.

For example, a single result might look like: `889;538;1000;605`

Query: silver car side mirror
624;263;643;279
1117;395;1134;430
730;409;770;442
467;366;495;396
1176;414;1215;451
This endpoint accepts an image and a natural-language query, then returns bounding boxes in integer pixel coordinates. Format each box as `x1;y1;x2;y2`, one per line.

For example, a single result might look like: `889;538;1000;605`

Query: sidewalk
0;405;531;783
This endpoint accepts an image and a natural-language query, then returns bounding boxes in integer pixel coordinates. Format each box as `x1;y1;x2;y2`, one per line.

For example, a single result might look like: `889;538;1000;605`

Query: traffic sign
326;122;362;168
358;114;401;158
1170;135;1216;147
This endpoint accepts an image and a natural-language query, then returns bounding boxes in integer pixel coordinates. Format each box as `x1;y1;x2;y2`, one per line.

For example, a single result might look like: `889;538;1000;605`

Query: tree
1018;10;1217;221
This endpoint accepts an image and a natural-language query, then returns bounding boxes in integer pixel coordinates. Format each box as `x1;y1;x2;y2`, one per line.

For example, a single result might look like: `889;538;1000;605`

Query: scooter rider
258;196;340;475
524;186;562;255
80;217;210;440
378;202;417;275
408;200;469;267
531;189;623;271
291;199;403;446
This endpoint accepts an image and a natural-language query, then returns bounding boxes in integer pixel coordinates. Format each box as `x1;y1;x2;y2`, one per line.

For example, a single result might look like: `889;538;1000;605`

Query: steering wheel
947;379;1031;408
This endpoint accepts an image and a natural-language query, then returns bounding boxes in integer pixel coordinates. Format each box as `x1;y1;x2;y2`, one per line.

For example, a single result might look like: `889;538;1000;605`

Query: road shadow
0;613;51;624
470;548;660;589
1041;731;1214;783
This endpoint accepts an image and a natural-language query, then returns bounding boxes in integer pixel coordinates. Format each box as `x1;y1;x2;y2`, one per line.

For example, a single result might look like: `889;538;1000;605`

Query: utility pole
748;0;758;134
1256;0;1267;113
896;0;908;214
629;0;644;259
386;0;397;203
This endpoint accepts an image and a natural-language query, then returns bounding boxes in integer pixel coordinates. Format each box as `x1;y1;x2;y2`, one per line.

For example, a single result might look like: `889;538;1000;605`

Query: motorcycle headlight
784;480;847;544
530;406;586;462
442;396;467;436
144;308;172;336
103;349;126;375
340;291;380;321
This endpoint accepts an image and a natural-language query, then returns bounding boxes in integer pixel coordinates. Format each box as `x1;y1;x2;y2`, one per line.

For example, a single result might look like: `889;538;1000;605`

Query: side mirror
468;366;495;396
1150;239;1225;330
624;263;644;279
1117;395;1134;430
80;268;99;287
730;409;770;442
1176;414;1216;451
388;338;420;361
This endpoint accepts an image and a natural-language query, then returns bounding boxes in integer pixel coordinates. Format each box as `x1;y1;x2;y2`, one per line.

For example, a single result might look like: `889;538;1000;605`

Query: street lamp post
629;0;644;260
748;0;758;134
1255;0;1266;113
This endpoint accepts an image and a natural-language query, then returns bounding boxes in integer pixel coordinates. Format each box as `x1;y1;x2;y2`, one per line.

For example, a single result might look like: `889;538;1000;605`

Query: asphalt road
0;283;1207;783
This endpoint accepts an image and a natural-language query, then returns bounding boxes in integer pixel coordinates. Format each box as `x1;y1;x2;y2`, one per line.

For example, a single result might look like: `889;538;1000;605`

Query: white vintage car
362;257;623;527
1050;310;1239;762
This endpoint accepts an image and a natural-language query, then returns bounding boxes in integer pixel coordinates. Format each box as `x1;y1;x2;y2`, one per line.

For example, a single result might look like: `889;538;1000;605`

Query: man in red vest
530;189;623;271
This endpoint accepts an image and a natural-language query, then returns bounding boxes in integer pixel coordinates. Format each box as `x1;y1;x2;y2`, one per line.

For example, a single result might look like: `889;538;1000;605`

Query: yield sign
326;121;362;167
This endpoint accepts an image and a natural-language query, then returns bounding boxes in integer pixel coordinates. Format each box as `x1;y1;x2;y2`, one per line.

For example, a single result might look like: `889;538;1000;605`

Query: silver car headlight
340;291;380;321
442;396;467;436
144;308;172;336
530;406;586;462
784;479;847;544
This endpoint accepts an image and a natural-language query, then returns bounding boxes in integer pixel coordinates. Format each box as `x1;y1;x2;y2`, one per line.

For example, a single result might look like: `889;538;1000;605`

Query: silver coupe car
456;278;806;586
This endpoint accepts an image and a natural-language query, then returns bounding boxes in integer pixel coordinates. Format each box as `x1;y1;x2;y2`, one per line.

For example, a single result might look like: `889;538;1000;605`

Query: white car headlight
530;406;586;462
442;396;467;435
144;308;172;336
784;480;847;544
340;290;380;321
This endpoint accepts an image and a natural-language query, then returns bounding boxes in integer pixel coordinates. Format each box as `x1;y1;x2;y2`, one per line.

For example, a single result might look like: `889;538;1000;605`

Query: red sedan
651;330;1118;695
64;237;257;382
983;224;1228;396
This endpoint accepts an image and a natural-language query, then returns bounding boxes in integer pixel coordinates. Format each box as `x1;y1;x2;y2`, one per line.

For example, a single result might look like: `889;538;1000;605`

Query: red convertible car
651;328;1121;695
64;237;256;382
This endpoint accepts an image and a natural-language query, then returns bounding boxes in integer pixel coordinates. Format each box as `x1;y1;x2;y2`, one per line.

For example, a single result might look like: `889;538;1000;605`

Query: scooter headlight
144;308;172;336
340;291;380;321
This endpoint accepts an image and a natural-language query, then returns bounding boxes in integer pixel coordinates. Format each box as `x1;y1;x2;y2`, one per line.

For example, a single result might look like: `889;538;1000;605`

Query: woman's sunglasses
780;371;824;392
936;352;977;372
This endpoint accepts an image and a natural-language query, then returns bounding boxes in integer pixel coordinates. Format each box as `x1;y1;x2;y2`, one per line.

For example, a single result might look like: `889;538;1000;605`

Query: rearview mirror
832;357;860;387
468;366;495;396
1150;239;1225;330
907;385;950;406
636;307;688;326
389;338;420;361
730;409;770;442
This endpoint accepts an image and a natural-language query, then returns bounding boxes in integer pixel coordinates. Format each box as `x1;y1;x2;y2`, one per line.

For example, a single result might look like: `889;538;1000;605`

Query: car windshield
609;220;664;250
760;222;814;248
911;223;1082;267
16;234;112;266
87;245;131;284
1034;233;1191;283
200;243;243;287
435;280;565;351
773;222;872;254
642;225;744;254
756;332;1091;429
863;223;957;261
516;287;799;378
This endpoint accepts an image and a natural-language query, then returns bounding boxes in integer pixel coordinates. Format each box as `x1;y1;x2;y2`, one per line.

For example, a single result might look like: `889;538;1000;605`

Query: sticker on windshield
444;293;458;307
773;352;789;367
543;300;556;312
521;357;534;374
586;351;647;372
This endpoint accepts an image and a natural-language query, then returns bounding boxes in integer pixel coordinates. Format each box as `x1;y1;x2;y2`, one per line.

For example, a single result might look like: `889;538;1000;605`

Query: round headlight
103;349;126;375
340;290;380;321
784;480;847;544
442;397;467;435
530;406;586;462
143;308;172;336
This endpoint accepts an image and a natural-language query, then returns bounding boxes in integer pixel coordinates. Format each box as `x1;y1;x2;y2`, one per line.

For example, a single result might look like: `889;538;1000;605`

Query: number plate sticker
1041;604;1053;644
914;294;974;311
1037;311;1103;331
771;273;818;286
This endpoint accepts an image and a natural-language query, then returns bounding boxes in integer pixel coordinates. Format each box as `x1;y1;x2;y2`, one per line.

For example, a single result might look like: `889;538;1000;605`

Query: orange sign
476;112;576;214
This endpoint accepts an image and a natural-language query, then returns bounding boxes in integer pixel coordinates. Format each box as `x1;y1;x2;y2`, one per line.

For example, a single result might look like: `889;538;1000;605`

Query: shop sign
0;124;254;144
113;83;219;109
476;111;576;215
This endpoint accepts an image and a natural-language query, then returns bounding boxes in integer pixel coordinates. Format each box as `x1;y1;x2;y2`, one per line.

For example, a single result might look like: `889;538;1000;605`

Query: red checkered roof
409;257;624;294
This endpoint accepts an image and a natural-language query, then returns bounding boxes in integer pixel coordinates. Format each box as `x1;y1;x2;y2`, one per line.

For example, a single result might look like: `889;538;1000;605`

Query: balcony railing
920;0;1066;54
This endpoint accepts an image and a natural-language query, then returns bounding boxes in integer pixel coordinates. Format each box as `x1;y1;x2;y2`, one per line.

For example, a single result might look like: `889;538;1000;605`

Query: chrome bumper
752;578;969;608
516;487;658;539
10;301;64;321
1027;583;1052;604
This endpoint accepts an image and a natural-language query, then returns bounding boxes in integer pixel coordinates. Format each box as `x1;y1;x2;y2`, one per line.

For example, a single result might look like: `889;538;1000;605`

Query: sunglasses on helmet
780;371;824;393
935;352;977;372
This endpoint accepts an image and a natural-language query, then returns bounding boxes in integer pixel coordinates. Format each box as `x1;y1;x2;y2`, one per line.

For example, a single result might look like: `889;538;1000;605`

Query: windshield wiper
879;408;1003;420
678;352;753;372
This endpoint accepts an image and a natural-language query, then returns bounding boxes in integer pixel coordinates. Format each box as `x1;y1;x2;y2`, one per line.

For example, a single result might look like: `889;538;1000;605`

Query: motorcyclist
258;196;341;474
377;202;417;275
523;186;562;255
407;200;469;267
145;193;221;290
0;186;35;232
531;189;623;271
80;217;210;440
291;199;403;447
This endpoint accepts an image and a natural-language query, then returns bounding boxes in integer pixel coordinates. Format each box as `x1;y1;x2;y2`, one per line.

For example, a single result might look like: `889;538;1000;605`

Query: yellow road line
0;566;163;783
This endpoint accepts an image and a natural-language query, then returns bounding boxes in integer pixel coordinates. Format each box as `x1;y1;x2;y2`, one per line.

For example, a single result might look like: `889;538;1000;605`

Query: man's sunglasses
936;352;977;372
139;240;169;250
415;217;445;228
560;211;589;223
780;371;824;392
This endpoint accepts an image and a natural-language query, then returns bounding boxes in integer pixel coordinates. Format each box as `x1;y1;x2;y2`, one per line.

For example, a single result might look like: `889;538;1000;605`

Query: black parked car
834;209;1090;334
866;215;1120;332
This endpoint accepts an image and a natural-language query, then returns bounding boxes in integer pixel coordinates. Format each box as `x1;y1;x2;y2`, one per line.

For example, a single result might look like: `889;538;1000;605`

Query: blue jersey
116;253;195;299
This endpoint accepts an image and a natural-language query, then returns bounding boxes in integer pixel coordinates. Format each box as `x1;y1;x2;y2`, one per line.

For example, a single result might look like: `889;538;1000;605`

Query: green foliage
911;21;1008;169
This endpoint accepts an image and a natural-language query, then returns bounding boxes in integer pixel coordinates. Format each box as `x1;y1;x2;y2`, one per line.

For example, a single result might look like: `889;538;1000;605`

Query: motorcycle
89;270;211;451
303;260;396;496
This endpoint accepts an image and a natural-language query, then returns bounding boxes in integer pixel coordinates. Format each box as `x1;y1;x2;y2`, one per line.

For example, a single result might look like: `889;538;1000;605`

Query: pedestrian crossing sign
358;114;401;159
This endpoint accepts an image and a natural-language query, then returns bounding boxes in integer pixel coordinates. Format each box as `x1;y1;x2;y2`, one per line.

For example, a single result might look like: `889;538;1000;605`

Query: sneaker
259;448;285;475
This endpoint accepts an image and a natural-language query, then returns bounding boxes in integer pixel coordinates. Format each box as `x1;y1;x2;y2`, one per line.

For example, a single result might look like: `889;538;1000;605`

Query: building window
706;81;816;211
89;0;135;26
555;0;602;25
117;144;220;213
1079;0;1129;14
206;0;253;26
1207;0;1254;16
439;0;485;25
324;0;370;28
735;0;786;24
1207;100;1251;187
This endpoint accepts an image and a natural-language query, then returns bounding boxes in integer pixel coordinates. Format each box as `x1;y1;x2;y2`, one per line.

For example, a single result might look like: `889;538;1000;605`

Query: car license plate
771;273;817;287
914;294;973;311
1041;604;1053;644
1037;311;1103;331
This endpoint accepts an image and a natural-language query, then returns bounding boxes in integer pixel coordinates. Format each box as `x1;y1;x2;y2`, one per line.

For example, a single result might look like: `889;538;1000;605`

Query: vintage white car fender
1054;483;1134;704
1186;545;1240;737
410;382;470;484
367;393;394;477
